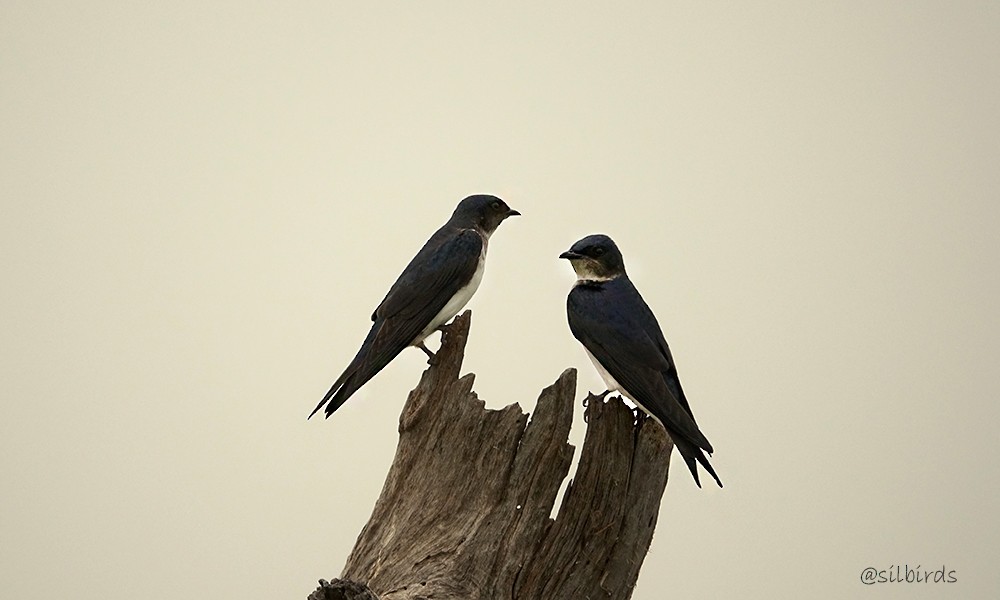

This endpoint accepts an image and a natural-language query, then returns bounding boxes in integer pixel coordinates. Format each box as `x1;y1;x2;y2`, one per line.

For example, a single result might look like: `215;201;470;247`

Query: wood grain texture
310;311;673;600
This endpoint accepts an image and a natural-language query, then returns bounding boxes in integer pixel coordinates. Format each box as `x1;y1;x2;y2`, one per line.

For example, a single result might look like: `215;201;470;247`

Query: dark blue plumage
561;234;722;487
310;194;518;419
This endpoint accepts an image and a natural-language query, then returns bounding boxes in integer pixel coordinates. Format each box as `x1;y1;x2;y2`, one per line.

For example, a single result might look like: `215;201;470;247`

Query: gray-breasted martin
310;194;519;419
560;234;722;487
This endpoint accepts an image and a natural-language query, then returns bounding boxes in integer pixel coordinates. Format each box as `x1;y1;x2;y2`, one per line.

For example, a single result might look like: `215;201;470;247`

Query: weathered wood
308;579;379;600
310;311;672;600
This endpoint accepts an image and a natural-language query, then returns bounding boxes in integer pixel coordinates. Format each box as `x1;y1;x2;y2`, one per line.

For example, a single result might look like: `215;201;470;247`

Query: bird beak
559;250;582;260
507;208;521;217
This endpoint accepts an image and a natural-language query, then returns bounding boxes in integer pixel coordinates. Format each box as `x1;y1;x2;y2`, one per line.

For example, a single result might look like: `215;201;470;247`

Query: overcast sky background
3;2;999;599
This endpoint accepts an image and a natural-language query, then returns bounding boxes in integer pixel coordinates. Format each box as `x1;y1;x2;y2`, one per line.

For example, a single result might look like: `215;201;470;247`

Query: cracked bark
308;311;672;600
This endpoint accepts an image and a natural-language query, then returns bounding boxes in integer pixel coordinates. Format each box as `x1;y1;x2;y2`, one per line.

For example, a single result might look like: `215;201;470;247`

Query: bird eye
490;200;501;210
594;247;606;256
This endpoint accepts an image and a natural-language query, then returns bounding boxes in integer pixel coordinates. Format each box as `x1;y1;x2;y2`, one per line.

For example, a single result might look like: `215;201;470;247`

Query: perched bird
309;194;519;419
560;234;722;487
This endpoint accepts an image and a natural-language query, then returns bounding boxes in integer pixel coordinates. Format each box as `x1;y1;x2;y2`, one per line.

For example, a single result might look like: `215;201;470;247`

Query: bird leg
417;342;437;365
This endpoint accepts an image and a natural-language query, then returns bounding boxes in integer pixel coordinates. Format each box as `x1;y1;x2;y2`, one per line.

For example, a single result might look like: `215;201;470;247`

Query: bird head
452;194;520;234
559;234;626;281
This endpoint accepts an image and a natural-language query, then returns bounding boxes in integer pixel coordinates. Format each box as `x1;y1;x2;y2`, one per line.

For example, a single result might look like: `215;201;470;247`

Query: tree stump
310;311;673;600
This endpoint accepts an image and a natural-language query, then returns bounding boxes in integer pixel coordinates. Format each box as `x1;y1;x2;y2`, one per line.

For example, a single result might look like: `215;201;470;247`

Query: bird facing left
309;194;520;419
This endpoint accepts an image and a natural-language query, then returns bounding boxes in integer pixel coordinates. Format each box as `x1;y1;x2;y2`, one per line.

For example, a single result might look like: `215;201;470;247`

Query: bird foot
586;389;611;404
582;390;613;423
418;342;438;365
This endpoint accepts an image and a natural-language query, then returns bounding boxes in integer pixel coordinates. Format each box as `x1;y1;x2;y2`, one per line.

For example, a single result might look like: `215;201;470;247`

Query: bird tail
673;436;723;488
308;366;357;419
308;319;404;420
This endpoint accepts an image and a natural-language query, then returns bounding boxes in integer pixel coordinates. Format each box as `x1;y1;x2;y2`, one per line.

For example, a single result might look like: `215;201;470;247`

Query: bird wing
373;227;483;324
309;228;483;418
567;281;712;452
359;227;483;368
631;289;699;421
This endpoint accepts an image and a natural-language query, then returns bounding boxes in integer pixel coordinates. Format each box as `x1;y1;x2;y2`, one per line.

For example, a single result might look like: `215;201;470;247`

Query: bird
309;194;520;419
560;234;722;487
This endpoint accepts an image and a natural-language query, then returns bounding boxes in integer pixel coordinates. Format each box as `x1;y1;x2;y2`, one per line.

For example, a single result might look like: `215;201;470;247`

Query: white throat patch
569;259;614;282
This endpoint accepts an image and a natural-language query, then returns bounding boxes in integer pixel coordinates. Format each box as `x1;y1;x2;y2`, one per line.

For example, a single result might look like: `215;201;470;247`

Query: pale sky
2;2;999;599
